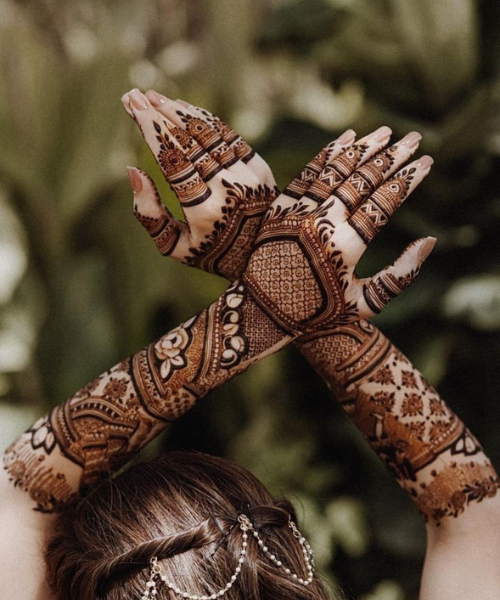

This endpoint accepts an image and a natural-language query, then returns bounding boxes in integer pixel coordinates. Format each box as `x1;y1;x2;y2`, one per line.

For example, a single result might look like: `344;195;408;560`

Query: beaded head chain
141;513;315;600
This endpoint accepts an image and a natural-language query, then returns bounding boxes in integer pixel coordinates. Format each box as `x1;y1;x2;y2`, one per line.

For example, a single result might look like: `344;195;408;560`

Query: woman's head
46;451;335;600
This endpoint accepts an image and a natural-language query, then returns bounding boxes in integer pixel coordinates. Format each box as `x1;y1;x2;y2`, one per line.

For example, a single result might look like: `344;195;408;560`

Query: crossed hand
122;89;434;333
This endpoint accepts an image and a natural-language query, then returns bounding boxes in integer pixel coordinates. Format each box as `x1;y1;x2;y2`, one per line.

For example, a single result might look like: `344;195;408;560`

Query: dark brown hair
45;451;340;600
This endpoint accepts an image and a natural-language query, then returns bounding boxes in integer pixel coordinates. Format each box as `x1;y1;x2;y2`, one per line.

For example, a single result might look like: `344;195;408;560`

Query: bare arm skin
1;91;430;600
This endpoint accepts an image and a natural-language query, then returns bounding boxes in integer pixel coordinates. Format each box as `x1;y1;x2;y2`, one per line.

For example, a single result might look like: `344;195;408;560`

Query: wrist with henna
296;321;500;524
3;281;290;513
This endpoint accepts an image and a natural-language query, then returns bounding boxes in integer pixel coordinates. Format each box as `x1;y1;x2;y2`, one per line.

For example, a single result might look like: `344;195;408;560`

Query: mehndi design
3;93;431;513
124;96;499;525
124;91;278;281
4;281;289;511
296;323;500;523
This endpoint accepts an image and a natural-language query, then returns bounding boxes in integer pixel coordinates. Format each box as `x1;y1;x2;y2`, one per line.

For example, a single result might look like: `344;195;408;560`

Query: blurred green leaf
443;274;500;330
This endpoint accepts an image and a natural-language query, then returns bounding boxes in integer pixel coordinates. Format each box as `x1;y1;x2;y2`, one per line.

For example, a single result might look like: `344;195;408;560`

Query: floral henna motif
175;110;238;169
297;321;500;524
154;316;197;379
3;413;76;512
3;278;293;511
154;120;212;207
3;434;76;512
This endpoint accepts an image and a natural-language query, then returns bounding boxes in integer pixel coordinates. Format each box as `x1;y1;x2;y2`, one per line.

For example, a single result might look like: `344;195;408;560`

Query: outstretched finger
176;99;278;189
305;126;392;204
335;131;422;215
127;167;192;260
347;155;434;248
176;99;256;164
124;90;211;208
145;92;239;170
124;90;222;182
358;236;436;317
283;129;356;200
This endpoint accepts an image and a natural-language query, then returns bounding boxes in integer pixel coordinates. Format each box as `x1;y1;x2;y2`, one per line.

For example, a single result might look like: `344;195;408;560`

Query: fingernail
371;126;392;141
417;236;437;261
417;155;434;168
400;131;422;149
127;166;143;193
146;90;165;107
337;129;356;145
176;99;194;109
129;90;148;111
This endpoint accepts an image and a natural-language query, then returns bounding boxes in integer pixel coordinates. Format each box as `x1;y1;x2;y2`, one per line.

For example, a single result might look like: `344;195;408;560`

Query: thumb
127;166;188;258
360;236;436;316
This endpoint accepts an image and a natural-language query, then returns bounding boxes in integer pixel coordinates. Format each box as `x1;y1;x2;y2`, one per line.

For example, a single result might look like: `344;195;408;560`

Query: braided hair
45;451;339;600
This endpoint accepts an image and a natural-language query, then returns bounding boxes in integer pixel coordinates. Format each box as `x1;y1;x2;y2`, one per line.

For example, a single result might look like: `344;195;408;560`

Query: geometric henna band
142;514;315;600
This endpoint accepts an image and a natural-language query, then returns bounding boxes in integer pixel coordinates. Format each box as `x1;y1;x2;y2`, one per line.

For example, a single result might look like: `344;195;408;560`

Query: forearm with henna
135;94;500;527
3;283;290;512
3;94;283;513
3;91;431;514
296;322;500;524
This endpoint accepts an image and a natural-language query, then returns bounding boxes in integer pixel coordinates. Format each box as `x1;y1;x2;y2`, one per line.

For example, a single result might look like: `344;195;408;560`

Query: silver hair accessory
141;513;315;600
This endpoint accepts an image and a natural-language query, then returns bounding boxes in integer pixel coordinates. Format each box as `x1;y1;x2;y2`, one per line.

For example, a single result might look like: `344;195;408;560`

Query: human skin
1;91;431;599
1;88;498;600
125;89;500;598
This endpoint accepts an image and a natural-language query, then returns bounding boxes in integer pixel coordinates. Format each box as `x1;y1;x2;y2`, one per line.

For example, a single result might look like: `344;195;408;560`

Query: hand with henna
125;89;434;325
124;90;499;528
3;90;433;514
122;89;278;280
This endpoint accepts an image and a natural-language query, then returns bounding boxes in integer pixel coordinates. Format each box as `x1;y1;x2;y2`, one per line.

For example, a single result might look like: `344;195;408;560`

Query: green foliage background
1;0;500;598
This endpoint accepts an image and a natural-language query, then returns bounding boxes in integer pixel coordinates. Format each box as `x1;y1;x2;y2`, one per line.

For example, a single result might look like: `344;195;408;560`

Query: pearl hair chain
141;514;315;600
